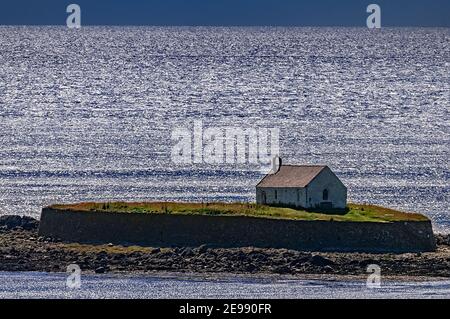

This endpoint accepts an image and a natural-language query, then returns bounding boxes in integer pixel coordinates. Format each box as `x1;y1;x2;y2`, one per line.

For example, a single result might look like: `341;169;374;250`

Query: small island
1;206;449;278
1;163;447;278
38;164;436;254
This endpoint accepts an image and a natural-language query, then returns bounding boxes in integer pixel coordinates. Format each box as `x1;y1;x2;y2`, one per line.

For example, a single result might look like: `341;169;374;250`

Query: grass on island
49;202;430;223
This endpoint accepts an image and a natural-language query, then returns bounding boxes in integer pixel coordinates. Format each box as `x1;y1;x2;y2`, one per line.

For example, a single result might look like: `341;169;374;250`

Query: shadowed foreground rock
0;215;39;231
0;216;449;277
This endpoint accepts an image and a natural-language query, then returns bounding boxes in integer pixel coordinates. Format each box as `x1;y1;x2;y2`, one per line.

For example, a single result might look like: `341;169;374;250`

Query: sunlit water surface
0;272;449;299
0;26;448;232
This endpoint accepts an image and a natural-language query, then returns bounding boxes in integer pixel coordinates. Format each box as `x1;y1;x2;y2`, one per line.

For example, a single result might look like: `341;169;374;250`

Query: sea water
0;272;449;299
0;26;448;231
0;26;449;299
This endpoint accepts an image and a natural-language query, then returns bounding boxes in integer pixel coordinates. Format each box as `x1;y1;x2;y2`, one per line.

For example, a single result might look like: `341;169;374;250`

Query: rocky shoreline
1;215;449;277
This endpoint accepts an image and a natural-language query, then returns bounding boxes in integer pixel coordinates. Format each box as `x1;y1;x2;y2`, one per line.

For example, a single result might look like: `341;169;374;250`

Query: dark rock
181;247;194;257
323;265;334;273
96;253;107;261
290;256;310;267
112;254;125;260
197;244;208;254
21;217;39;231
245;263;257;272
358;259;377;267
273;265;291;274
435;234;450;246
0;215;21;229
94;266;107;274
129;252;142;258
206;250;217;257
249;252;268;262
310;255;335;267
234;251;247;262
0;215;39;231
150;248;161;254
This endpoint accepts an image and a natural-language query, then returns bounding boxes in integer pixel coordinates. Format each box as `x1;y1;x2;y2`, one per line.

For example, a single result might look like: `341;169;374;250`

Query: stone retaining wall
38;208;436;253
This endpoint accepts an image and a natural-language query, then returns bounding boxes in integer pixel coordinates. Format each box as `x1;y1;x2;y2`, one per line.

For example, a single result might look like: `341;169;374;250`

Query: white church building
256;163;347;210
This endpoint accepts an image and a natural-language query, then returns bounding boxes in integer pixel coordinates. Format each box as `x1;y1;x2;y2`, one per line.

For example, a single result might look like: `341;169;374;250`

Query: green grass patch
48;202;430;223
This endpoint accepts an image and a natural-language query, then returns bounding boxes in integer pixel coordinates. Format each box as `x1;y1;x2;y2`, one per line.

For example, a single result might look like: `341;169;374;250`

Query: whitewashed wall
306;167;347;209
256;167;347;209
